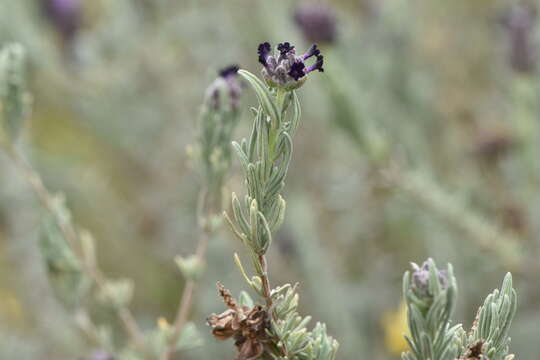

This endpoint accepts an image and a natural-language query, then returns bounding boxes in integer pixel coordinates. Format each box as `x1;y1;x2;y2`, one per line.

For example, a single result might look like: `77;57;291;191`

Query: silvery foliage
226;69;296;256
402;259;461;360
198;69;241;204
464;274;517;360
224;69;338;359
0;42;204;359
0;43;29;144
268;284;338;360
39;214;90;309
402;259;517;360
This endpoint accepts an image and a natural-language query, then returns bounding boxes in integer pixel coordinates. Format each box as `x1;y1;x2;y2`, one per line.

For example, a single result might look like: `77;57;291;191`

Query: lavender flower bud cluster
199;65;243;212
258;42;324;90
206;65;242;111
294;3;337;45
403;260;516;360
410;259;448;298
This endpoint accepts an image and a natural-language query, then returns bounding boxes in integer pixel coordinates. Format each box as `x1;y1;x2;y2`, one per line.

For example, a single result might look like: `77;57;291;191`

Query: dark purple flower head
294;3;337;45
289;62;306;81
258;42;272;66
207;64;243;111
500;3;538;73
42;0;82;42
257;42;324;90
219;65;240;78
277;42;295;56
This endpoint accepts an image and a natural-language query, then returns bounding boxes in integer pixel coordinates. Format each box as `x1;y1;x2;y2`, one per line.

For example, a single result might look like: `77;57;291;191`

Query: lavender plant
163;65;243;359
1;42;145;358
207;42;338;360
402;259;517;360
0;42;242;359
0;5;529;358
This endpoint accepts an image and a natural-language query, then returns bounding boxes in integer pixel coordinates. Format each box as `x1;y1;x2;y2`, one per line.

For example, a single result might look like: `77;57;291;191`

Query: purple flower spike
288;62;306;80
277;42;295;56
258;42;272;66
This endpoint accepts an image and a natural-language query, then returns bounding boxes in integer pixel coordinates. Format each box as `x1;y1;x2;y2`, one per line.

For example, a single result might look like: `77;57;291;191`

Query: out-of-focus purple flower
207;65;242;111
89;350;114;360
258;42;324;90
410;259;448;298
294;3;337;45
42;0;83;43
500;3;538;73
474;127;514;164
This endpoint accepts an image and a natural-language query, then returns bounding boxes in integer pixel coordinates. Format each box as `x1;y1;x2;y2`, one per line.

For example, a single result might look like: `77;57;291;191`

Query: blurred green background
1;0;540;359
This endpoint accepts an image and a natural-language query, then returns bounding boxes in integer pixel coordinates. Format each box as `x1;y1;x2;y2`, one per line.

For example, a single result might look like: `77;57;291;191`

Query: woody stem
3;143;146;351
164;190;212;360
258;254;273;310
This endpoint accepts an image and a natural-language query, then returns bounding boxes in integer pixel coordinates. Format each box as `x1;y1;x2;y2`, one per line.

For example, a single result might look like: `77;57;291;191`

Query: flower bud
98;278;134;308
410;259;448;299
206;65;242;111
175;255;205;281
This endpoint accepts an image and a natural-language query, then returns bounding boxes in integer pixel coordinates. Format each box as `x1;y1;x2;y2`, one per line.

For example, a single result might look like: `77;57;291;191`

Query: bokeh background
1;0;540;359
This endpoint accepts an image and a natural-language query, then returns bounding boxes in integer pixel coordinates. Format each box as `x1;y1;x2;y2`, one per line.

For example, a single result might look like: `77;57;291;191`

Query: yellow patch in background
381;301;410;355
0;288;25;328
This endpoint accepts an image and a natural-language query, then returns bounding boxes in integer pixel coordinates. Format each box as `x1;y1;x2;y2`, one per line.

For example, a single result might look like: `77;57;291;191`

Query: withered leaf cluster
207;283;269;360
460;340;487;360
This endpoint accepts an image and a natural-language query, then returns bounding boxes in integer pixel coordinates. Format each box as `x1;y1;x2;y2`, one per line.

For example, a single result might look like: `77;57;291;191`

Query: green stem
269;87;288;158
275;87;287;116
258;254;273;310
